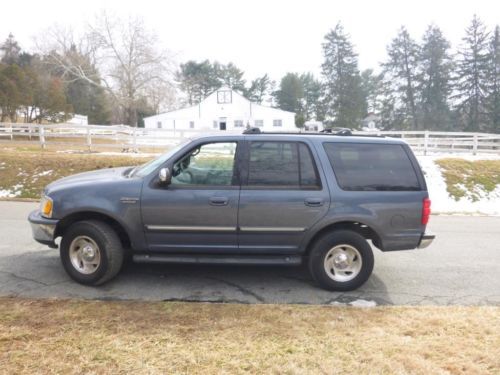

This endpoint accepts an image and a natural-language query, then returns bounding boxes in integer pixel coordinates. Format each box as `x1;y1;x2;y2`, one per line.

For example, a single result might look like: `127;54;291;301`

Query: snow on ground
0;184;23;198
417;154;500;216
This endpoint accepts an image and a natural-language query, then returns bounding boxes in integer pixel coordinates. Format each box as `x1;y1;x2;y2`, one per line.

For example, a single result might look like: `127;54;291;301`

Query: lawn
0;298;499;374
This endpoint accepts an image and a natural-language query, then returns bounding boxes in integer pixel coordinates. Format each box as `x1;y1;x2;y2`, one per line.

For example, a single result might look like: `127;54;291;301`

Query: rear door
237;139;329;254
322;141;427;250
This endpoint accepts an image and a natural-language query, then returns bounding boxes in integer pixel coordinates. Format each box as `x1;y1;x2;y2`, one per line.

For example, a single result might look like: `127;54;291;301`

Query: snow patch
0;184;23;198
0;189;15;198
417;155;500;216
348;299;377;308
34;170;53;177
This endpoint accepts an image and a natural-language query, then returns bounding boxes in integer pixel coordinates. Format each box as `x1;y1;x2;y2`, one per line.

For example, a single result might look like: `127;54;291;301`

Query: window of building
157;121;162;129
172;142;238;186
217;90;232;104
254;120;264;127
189;121;195;129
323;143;421;191
234;120;244;128
273;119;282;127
247;141;321;189
213;121;218;129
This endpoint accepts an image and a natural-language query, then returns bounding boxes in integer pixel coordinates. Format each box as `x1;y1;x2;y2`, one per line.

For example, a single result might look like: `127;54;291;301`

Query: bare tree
40;12;175;126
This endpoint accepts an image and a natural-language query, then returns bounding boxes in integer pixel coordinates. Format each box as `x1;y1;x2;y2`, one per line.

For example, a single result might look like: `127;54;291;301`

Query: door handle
305;198;324;207
209;197;229;206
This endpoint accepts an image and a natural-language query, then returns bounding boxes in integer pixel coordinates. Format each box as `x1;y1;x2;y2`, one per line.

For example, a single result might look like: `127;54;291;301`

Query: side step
133;254;302;266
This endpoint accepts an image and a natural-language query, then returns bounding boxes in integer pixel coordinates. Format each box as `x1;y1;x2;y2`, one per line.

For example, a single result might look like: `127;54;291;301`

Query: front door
238;140;329;254
141;141;241;253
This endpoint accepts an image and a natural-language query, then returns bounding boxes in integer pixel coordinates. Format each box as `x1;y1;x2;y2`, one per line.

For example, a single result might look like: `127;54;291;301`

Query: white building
304;120;324;132
362;113;380;132
144;87;296;132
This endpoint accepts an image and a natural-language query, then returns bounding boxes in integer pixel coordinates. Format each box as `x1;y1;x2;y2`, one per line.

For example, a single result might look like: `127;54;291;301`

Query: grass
0;298;498;374
0;147;153;199
435;158;500;201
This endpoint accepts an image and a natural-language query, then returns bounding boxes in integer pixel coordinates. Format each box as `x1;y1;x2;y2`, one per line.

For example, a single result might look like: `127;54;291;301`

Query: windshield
130;140;192;178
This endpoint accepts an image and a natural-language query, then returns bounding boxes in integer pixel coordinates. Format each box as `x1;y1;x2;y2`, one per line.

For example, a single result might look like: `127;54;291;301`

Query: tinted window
248;142;320;188
323;143;420;191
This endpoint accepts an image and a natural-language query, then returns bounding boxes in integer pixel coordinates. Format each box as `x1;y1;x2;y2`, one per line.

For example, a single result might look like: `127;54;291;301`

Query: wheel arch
304;220;383;255
55;211;132;250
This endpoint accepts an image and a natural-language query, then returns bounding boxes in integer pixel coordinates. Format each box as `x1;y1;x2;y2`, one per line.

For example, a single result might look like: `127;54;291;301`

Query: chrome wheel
324;244;362;282
68;236;101;275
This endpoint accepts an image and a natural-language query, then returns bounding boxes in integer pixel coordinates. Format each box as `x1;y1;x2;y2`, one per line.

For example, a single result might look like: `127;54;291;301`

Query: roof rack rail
320;128;352;136
241;127;385;138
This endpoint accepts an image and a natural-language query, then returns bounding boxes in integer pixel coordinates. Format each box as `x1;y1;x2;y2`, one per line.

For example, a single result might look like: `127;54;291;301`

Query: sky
1;0;499;83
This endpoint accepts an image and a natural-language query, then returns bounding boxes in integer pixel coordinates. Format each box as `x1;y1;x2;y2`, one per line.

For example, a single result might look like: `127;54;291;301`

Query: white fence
0;122;499;155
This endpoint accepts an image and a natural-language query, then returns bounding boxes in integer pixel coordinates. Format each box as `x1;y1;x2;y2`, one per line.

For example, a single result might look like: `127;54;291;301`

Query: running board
133;254;302;266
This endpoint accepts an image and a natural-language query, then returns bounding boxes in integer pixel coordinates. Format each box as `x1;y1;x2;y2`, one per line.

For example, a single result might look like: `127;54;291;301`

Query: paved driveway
1;201;499;306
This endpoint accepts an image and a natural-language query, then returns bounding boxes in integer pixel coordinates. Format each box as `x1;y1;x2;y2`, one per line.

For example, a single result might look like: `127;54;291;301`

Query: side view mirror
159;167;172;185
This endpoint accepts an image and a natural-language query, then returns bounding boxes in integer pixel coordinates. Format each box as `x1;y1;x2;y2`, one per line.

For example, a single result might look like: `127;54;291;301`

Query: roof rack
242;127;386;138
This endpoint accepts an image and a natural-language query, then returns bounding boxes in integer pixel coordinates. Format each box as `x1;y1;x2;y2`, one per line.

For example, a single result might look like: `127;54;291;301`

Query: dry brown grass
0;298;498;374
0;147;153;198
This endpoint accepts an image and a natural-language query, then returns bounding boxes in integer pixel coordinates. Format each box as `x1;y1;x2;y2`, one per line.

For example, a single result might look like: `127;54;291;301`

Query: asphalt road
0;201;499;306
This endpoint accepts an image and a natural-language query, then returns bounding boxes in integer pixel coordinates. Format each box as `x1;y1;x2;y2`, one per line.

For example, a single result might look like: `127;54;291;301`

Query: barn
144;87;296;132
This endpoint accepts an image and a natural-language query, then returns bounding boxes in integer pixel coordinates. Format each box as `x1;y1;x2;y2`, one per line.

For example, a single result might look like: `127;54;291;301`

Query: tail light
422;198;431;225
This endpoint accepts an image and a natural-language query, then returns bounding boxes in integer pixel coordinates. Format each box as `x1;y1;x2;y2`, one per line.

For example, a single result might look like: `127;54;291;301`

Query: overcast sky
1;0;499;83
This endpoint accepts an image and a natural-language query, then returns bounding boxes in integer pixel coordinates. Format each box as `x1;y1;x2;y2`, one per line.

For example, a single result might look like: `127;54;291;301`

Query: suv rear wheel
60;220;124;285
308;230;374;291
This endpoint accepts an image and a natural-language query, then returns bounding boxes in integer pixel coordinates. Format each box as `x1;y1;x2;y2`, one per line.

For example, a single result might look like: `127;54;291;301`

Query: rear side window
247;141;320;189
323;143;420;191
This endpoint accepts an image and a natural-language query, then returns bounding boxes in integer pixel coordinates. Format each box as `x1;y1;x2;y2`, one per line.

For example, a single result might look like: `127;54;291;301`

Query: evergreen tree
487;26;500;133
419;25;453;130
214;62;246;92
0;33;21;65
273;73;304;114
246;74;272;104
321;23;365;129
0;63;30;121
382;27;420;130
300;73;324;121
453;15;490;131
360;69;383;114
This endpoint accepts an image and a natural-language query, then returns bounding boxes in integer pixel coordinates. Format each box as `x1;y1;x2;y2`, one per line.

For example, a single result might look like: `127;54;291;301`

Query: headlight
40;195;53;218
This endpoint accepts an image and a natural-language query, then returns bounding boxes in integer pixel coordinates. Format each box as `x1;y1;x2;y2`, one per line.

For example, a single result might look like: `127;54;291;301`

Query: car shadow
0;249;393;305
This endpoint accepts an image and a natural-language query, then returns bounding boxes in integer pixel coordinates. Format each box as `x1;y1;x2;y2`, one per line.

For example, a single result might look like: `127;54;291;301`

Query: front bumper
418;232;435;249
28;210;59;248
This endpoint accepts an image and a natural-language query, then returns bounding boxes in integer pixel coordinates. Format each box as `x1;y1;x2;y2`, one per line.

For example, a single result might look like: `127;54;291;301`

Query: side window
247;141;321;189
299;143;321;188
172;142;237;186
323;143;420;191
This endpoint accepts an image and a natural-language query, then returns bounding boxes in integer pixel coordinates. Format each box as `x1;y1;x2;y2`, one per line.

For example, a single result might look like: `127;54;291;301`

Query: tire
308;230;374;291
60;220;124;286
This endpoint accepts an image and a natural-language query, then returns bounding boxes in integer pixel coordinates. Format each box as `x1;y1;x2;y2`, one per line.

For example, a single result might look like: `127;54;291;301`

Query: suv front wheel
308;230;374;291
60;220;124;285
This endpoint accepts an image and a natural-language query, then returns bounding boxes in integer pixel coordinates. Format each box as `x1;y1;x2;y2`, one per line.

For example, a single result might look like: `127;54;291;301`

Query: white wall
144;88;296;132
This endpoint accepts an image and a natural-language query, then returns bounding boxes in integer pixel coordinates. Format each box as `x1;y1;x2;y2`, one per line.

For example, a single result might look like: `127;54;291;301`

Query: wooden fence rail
0;123;499;155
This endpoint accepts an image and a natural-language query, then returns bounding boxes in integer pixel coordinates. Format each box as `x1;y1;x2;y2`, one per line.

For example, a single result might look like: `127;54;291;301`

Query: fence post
39;125;46;149
132;126;137;152
424;130;429;156
473;134;478;155
86;126;92;152
9;123;13;140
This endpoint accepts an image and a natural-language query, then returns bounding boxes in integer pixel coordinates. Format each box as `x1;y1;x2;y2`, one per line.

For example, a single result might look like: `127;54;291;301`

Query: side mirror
159;167;172;185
